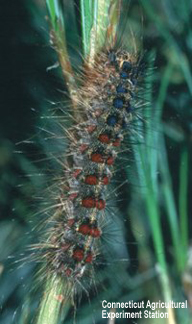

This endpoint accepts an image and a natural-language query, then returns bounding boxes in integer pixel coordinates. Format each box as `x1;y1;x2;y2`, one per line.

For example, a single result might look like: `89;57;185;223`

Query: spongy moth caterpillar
36;49;144;286
30;1;147;322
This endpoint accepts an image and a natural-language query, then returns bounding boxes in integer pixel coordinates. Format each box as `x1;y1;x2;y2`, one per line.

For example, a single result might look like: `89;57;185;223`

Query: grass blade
46;0;77;103
179;146;189;268
141;0;192;95
80;0;93;58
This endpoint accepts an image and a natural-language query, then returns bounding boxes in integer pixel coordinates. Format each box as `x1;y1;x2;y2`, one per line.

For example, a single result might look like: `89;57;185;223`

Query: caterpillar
36;49;144;290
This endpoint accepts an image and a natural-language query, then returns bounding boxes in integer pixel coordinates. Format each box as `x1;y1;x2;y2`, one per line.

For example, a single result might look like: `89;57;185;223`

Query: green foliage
80;0;93;57
46;0;65;31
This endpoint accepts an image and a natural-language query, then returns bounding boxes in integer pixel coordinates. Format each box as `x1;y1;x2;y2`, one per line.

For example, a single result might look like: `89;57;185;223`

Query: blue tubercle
122;61;132;72
120;71;128;79
116;84;127;94
113;97;124;109
107;115;118;126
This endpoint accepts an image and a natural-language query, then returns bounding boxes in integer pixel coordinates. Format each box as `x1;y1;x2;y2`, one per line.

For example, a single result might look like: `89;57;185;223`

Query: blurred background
0;0;192;323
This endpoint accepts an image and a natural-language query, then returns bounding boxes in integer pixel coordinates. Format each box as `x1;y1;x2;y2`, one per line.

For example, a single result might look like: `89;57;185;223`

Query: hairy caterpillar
34;48;145;293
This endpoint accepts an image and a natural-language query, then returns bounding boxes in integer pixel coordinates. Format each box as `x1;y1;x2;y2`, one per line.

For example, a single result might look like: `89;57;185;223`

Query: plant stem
36;275;71;324
46;0;77;105
179;146;189;269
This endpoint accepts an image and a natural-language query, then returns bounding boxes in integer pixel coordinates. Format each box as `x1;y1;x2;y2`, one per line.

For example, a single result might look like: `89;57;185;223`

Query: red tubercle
98;133;111;144
78;224;90;235
82;197;96;208
87;125;97;133
91;153;104;163
85;253;93;263
106;156;115;165
102;175;109;185
79;144;89;153
113;139;121;147
85;174;98;185
67;218;75;227
72;168;82;178
65;268;72;277
72;249;84;262
89;227;101;238
95;199;106;210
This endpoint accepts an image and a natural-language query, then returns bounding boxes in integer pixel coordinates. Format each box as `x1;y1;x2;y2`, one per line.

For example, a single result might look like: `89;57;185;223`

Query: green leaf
46;0;64;31
80;0;93;57
141;0;192;95
82;0;121;63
